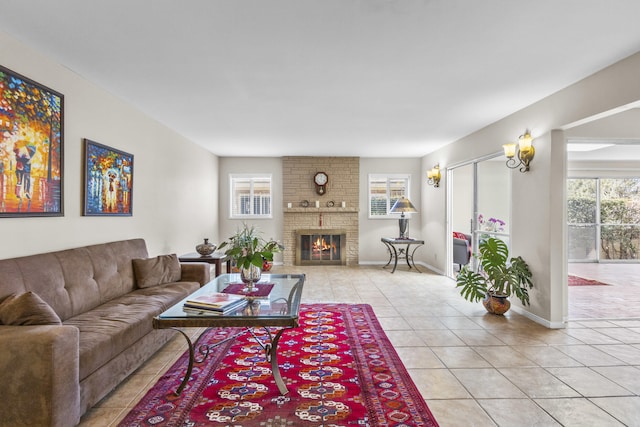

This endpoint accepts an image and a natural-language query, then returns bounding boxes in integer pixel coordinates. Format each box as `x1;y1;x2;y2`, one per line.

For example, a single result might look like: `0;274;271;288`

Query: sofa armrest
180;262;211;286
0;325;80;427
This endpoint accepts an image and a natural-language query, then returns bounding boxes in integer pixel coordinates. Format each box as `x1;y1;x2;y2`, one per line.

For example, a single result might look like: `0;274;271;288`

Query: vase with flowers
477;214;506;233
218;223;284;292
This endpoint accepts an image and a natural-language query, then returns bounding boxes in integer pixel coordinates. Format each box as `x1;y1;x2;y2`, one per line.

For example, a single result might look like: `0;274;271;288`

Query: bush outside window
568;177;640;261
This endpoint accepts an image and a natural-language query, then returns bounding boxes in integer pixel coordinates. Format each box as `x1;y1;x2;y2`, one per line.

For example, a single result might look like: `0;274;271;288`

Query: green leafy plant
218;223;283;270
456;237;533;305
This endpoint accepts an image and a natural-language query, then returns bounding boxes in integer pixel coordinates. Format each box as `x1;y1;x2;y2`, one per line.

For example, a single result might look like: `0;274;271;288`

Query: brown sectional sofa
0;238;210;427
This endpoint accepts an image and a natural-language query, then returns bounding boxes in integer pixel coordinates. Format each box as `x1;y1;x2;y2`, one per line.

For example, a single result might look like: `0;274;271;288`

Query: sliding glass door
568;177;640;262
476;158;511;253
448;155;511;276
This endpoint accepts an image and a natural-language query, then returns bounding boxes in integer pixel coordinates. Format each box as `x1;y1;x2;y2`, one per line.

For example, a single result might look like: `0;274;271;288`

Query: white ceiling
2;1;640;158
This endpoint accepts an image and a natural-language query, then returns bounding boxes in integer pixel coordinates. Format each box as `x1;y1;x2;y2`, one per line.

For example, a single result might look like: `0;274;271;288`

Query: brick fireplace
282;157;359;266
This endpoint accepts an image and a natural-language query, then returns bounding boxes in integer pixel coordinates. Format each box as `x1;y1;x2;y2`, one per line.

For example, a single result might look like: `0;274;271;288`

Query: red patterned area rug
119;303;439;426
568;275;610;286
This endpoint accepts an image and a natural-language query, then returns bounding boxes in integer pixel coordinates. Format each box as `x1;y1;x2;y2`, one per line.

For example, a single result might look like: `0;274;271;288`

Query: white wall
359;157;422;264
218;157;284;263
422;50;640;327
0;30;219;259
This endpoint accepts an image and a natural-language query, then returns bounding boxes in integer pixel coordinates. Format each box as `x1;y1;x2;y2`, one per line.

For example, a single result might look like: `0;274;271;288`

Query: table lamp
389;197;418;239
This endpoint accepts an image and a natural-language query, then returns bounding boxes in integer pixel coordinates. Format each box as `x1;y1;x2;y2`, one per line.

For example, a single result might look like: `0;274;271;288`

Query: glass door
475;158;511;258
568;177;640;262
449;164;474;277
447;155;511;277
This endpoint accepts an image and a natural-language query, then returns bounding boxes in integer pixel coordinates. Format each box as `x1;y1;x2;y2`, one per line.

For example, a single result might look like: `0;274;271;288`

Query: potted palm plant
455;237;533;314
218;224;283;289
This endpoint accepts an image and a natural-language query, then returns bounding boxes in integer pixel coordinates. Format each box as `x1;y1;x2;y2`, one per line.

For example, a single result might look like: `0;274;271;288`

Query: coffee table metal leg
173;328;195;396
249;326;292;395
171;325;293;396
171;327;245;396
268;328;289;395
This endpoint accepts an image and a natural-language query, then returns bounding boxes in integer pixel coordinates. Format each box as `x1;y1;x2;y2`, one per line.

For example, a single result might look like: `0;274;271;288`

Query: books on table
184;292;248;313
182;304;245;316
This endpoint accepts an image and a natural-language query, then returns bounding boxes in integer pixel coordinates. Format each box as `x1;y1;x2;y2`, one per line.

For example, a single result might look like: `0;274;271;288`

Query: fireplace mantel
284;207;359;213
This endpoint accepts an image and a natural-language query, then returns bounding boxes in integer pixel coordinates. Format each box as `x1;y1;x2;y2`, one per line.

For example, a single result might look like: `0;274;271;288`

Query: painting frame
83;139;133;216
0;65;64;217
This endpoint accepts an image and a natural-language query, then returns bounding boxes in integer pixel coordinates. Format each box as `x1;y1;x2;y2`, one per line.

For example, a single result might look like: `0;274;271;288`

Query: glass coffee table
153;273;305;395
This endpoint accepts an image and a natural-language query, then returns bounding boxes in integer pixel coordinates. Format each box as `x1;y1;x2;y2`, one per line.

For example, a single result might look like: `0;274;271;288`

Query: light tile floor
79;265;640;426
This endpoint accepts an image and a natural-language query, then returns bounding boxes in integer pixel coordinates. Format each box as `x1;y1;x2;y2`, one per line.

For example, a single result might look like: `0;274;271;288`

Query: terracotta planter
482;294;511;315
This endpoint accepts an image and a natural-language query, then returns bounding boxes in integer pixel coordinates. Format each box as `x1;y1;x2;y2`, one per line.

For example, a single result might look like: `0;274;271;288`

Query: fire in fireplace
296;229;346;265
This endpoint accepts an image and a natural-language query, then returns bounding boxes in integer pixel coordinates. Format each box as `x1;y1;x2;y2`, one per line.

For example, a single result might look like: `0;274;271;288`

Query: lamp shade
503;143;517;158
518;131;533;153
390;197;417;214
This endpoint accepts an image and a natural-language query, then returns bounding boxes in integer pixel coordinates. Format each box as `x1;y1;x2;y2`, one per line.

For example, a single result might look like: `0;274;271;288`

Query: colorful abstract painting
0;65;63;217
83;139;133;216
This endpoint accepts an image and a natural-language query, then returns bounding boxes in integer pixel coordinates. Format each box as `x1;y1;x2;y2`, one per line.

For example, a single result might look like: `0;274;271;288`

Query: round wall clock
314;172;328;195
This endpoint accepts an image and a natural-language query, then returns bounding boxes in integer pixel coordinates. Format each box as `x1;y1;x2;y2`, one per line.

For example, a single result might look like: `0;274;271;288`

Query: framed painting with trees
0;65;64;217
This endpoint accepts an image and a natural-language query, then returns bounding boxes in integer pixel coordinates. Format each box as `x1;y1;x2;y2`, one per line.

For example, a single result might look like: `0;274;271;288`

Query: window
230;174;272;218
568;177;640;261
368;174;410;217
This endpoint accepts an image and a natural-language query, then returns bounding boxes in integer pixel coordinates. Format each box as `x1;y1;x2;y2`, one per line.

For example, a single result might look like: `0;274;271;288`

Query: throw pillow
0;291;62;326
133;254;181;288
453;231;467;241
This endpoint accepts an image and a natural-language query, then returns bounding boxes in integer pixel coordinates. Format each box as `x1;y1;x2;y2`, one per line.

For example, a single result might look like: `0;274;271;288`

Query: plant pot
482;294;511;315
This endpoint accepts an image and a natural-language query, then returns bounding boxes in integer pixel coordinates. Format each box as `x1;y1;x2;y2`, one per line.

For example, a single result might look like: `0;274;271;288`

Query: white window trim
368;173;411;219
229;173;273;219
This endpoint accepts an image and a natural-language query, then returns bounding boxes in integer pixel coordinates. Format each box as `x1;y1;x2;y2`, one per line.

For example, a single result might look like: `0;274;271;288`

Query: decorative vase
196;238;216;256
240;264;261;292
482;294;511;315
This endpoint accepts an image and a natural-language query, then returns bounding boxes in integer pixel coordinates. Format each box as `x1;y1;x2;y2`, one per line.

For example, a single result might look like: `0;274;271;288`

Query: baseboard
511;305;566;329
419;262;444;275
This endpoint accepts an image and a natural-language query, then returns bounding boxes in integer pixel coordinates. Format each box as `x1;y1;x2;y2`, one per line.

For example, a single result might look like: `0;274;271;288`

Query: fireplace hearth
296;229;346;265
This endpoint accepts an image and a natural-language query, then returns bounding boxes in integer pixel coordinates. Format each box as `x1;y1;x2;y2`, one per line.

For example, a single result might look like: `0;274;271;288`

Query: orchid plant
477;214;506;232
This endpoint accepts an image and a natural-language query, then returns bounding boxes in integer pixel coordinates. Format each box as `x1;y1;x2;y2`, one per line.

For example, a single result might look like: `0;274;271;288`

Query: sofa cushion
65;281;198;381
133;254;181;288
0;291;62;325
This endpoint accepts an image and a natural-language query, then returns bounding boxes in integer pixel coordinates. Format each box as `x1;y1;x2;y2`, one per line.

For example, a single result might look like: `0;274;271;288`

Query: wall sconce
503;130;535;172
426;164;441;187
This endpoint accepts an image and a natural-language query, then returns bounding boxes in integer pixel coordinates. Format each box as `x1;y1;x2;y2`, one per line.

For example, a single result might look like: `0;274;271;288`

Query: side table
179;252;231;277
381;237;424;273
